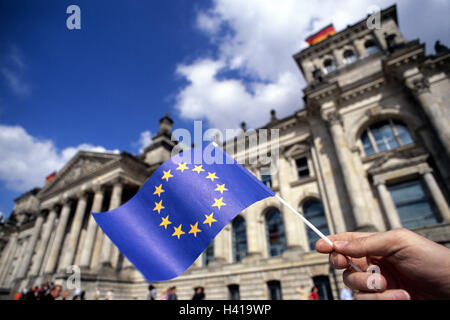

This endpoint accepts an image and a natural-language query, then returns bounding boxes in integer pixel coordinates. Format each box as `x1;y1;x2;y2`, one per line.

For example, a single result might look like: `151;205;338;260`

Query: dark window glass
232;216;248;262
313;276;334;300
228;284;240;300
265;209;286;257
261;168;272;189
388;179;439;229
323;59;336;73
371;122;399;152
296;157;310;179
361;120;413;156
203;242;214;266
267;280;282;300
361;131;375;156
303;200;329;251
343;50;357;64
394;121;413;145
365;40;379;54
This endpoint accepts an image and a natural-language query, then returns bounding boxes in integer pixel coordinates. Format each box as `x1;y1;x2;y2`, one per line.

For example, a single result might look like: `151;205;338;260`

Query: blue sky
0;0;449;220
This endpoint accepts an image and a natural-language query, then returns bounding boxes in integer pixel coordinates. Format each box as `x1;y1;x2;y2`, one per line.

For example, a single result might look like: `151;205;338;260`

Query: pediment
39;151;120;197
283;142;310;158
367;147;428;175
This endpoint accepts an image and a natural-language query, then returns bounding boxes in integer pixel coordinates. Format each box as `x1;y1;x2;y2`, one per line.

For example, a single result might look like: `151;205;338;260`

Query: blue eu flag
93;144;274;282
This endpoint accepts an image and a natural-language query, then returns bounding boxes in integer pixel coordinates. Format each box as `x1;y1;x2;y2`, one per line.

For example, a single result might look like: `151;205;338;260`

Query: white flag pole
275;194;363;272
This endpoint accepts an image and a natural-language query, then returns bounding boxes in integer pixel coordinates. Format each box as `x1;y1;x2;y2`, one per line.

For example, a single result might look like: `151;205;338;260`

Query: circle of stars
152;162;228;240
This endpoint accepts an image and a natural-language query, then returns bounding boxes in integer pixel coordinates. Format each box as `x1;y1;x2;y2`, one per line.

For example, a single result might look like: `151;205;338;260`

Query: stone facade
1;5;449;300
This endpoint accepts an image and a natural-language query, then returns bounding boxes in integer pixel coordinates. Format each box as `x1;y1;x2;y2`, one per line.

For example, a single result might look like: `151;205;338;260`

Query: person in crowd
167;286;178;300
308;286;319;300
192;287;205;300
41;284;62;301
295;285;308;300
147;285;157;300
73;290;86;300
160;288;170;300
13;290;22;300
316;228;450;300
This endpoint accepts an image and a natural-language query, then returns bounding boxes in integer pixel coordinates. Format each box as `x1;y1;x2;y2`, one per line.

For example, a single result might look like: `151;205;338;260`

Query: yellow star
159;215;172;229
212;197;226;210
176;162;189;173
172;224;185;239
203;213;217;227
192;165;205;174
161;170;174;181
153;184;165;197
206;172;219;182
215;184;228;194
153;200;165;214
188;222;202;237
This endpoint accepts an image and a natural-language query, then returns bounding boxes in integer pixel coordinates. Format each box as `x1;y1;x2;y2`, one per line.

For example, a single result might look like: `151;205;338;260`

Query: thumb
333;230;406;258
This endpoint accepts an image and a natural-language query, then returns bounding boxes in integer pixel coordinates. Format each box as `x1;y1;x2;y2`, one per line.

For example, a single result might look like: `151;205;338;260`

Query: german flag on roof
305;24;336;45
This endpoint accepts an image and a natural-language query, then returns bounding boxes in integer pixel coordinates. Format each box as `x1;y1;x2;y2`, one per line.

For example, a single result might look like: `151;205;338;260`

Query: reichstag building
1;5;449;299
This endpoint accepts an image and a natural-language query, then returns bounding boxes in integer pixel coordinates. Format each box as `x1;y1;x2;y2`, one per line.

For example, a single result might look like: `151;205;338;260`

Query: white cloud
1;45;31;97
0;124;119;192
136;130;153;153
176;0;449;130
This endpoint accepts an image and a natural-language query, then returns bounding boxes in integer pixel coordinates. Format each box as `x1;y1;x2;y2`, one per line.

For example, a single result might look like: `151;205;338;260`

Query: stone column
406;72;450;160
99;180;123;267
79;187;104;269
374;177;402;229
212;227;229;264
29;208;58;276
243;207;263;259
421;168;450;222
59;193;88;270
16;214;45;278
0;233;18;285
325;110;373;231
277;156;308;253
45;202;72;274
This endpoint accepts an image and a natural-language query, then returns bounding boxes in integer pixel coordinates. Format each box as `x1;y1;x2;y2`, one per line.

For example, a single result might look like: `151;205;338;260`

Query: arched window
265;209;286;257
343;49;357;64
361;120;413;156
303;200;329;251
323;58;336;74
232;216;248;262
364;39;379;55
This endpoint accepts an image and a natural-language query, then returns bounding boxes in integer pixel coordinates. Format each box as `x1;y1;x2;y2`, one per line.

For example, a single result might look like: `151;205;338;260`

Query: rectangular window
388;179;438;229
203;243;214;266
295;157;310;179
261;168;272;189
267;281;282;300
228;284;240;300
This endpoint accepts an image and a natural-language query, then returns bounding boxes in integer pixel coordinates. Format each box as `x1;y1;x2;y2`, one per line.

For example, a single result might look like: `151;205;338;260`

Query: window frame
295;157;310;180
343;49;357;64
323;58;337;74
232;216;248;262
265;209;287;257
361;119;413;156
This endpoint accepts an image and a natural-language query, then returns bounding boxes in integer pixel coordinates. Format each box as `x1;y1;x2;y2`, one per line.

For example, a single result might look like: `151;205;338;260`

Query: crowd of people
13;282;86;300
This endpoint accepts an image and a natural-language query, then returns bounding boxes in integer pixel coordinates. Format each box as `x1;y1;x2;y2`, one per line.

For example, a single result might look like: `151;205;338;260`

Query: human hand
316;228;450;300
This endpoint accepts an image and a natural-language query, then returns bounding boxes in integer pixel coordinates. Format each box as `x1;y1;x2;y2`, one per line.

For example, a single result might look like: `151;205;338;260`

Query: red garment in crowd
13;292;22;300
308;292;319;300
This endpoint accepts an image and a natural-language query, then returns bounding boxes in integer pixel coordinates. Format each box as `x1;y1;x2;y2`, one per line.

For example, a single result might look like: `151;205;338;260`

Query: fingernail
333;241;349;250
393;291;410;300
